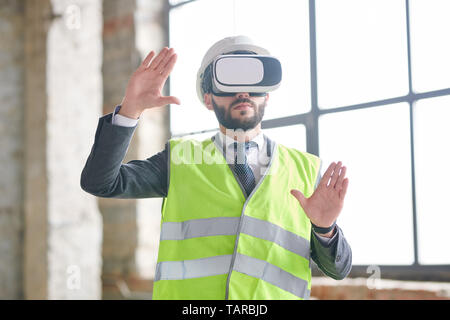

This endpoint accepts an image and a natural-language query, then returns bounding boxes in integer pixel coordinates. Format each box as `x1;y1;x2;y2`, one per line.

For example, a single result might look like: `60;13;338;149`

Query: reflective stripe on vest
234;253;310;299
154;253;310;299
159;215;310;260
155;255;232;280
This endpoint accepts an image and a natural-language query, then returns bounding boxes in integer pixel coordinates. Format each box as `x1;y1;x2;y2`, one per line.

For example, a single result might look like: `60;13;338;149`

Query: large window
167;0;450;280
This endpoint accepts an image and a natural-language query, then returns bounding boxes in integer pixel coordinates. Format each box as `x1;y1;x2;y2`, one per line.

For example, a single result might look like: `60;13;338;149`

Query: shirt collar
216;130;264;151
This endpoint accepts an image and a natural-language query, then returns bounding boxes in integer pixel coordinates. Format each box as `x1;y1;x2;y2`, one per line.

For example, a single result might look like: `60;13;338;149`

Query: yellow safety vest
152;136;321;299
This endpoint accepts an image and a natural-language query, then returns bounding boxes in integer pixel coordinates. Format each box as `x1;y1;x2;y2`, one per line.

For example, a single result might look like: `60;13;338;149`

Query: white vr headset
210;54;282;96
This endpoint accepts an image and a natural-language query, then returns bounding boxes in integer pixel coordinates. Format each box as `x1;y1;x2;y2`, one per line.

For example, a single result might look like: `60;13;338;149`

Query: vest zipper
210;135;278;300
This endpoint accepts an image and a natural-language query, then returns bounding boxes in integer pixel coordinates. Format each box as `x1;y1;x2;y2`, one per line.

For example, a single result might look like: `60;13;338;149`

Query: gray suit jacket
80;112;352;280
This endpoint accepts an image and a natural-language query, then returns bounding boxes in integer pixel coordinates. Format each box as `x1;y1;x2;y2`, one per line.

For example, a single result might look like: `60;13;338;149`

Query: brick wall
100;0;169;298
101;0;140;299
311;277;450;300
134;0;169;282
0;0;25;300
22;0;52;300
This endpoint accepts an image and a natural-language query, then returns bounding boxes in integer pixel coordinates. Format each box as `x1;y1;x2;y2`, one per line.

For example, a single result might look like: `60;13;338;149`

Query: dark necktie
233;141;257;197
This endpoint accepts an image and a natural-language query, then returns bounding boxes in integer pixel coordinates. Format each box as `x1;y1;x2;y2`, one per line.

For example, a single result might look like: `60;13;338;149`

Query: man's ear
204;93;213;110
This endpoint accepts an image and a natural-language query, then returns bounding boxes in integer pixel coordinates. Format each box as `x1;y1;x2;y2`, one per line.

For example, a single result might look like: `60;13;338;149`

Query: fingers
329;161;343;189
320;161;348;191
334;165;347;190
290;189;307;209
140;50;155;69
158;95;181;106
156;48;175;73
160;53;178;79
339;178;349;200
148;47;170;71
142;47;177;78
319;162;337;188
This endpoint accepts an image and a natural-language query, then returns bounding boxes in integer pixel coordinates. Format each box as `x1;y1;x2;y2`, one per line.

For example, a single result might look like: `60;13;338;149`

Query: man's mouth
233;103;253;110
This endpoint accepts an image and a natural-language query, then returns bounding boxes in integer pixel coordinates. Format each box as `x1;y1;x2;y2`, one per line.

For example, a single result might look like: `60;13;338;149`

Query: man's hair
201;50;257;95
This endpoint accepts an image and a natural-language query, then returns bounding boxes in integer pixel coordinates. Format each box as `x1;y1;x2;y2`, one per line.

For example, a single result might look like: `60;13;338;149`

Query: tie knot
233;141;257;152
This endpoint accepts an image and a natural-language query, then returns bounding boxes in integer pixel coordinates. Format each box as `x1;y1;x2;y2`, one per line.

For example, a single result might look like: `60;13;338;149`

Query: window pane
319;104;413;265
263;124;306;152
316;0;409;109
414;96;450;264
169;0;234;135
409;0;450;93
234;0;311;119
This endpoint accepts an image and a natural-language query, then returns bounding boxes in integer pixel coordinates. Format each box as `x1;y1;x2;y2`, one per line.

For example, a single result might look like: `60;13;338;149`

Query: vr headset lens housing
210;54;282;97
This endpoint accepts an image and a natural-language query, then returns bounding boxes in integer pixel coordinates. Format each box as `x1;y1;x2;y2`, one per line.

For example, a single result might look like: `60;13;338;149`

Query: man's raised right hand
119;47;180;119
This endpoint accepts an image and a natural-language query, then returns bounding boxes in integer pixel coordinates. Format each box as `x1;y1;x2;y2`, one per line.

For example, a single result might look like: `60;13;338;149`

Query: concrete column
46;0;103;299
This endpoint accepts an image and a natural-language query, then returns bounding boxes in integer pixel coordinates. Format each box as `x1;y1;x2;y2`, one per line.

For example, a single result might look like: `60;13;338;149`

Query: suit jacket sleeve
80;113;168;198
310;225;352;280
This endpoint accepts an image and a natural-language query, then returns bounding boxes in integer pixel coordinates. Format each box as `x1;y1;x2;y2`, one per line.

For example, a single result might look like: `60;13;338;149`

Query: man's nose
236;92;250;99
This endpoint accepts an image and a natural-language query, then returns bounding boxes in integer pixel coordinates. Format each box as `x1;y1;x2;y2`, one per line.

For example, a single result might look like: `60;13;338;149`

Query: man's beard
211;97;266;131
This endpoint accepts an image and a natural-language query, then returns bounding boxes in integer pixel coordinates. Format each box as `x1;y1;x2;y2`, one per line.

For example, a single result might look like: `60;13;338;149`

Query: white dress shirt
112;107;139;127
